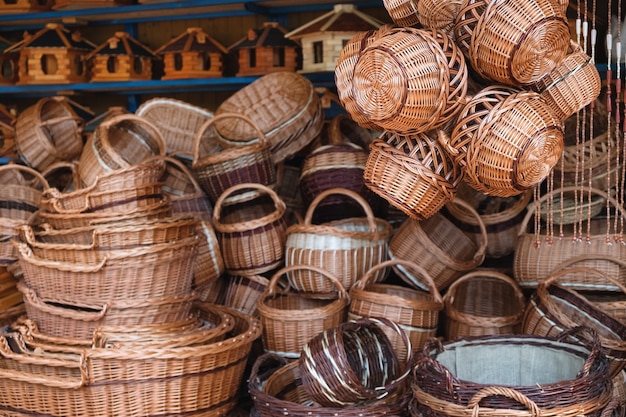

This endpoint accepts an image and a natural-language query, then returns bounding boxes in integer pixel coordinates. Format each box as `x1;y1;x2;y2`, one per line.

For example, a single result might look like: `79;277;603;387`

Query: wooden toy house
86;32;157;82
0;0;53;13
285;4;383;73
14;23;95;85
0;36;18;85
229;22;300;76
155;27;228;80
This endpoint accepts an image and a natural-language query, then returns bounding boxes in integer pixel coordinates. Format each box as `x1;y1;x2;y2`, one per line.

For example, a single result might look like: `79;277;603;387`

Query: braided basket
453;0;570;86
447;85;564;197
364;130;461;221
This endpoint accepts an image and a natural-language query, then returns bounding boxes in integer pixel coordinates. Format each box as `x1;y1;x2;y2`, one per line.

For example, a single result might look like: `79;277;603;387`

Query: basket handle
145;154;206;197
0;163;50;191
518;185;626;236
0;334;87;389
556;326;605;379
466;386;541;417
16;224;98;251
327;114;370;148
352;258;444;305
304;187;378;233
14;241;107;272
192;112;268;162
548;254;626;293
541;264;626;296
264;264;349;301
248;352;289;388
212;182;286;232
40;161;80;192
446;197;488;265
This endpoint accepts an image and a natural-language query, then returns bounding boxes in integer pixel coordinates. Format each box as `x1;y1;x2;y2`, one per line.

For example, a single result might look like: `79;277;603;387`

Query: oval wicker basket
443;269;526;340
215;72;324;164
14;96;84;171
0;164;49;222
192;112;277;205
349;258;444;357
257;265;349;360
453;0;570;86
78;114;166;187
364;130;462;221
389;198;487;291
212;182;288;276
284;187;392;295
447;85;564;197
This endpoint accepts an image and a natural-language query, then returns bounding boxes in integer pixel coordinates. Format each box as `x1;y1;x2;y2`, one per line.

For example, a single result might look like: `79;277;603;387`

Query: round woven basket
443;269;526;340
257;265;349;360
192;112;277;205
364;130;461;221
349;259;444;357
447;85;564;197
14;96;84;171
212;182;288;276
389;198;487;291
382;0;420;26
215;72;324;164
418;0;462;34
453;0;570;86
78;114;166;187
0;164;49;222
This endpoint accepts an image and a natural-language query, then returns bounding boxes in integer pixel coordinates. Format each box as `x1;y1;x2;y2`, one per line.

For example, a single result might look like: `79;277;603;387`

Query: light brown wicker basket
447;85;564;197
418;0;462;34
0;164;49;222
215;72;324;164
257;264;349;360
453;0;570;86
14;97;84;171
382;0;420;26
443;269;526;340
212;182;288;276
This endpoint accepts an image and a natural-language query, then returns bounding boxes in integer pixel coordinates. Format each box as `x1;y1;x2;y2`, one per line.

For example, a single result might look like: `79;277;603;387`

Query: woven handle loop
447;197;488;265
146;155;205;197
248;352;289;387
556;326;604;379
192;112;268;162
40;115;85;129
354;258;444;305
14;241;107;271
40;161;80;191
305;187;378;233
0;163;50;191
265;264;349;301
327;114;370;148
518;186;625;236
467;386;541;417
444;270;525;326
212;182;286;233
0;335;87;389
16;224;97;251
17;281;109;322
549;254;626;293
416;337;458;396
542;264;626;296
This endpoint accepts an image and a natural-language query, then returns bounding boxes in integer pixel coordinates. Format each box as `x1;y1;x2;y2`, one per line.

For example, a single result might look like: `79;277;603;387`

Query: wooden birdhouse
229;22;300;77
0;37;19;85
155;27;228;80
0;0;53;13
86;32;157;82
285;4;384;73
15;23;95;85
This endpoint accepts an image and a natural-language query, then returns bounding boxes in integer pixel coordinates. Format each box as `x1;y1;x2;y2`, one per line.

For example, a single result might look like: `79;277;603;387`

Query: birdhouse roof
85;32;157;59
155;27;228;55
19;23;96;51
285;4;384;39
229;22;300;50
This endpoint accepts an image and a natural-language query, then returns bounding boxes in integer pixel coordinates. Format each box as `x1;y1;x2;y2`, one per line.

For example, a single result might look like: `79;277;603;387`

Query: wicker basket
447;85;564;197
418;0;462;34
412;330;613;416
215;72;324;164
192;112;277;205
0;164;49;222
284;187;392;295
78;114;166;187
349;259;444;358
0;303;261;417
14;96;84;171
257;265;349;360
364;130;462;221
538;188;607;225
389;198;487;291
250;353;411;417
212;182;288;276
443;182;532;258
523;265;626;378
135;97;216;156
41;160;80;192
443;269;526;340
453;0;570;86
382;0;420;26
75;158;166;195
513;186;626;291
218;272;268;316
531;41;601;121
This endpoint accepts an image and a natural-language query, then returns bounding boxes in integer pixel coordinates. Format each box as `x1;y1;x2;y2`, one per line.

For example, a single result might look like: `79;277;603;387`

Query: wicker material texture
364;130;461;221
257;265;349;360
447;85;564;197
284;187;392;295
382;0;419;26
215;72;324;164
418;0;462;34
443;269;526;339
453;0;570;86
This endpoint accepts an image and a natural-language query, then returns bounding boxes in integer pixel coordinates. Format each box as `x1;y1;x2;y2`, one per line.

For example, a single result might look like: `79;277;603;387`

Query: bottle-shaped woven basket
446;85;564;197
453;0;570;86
